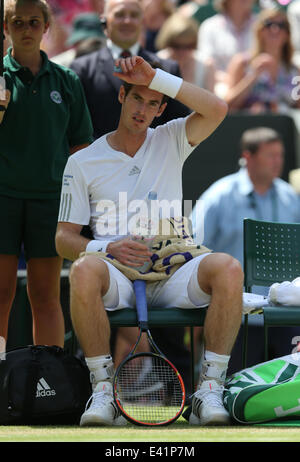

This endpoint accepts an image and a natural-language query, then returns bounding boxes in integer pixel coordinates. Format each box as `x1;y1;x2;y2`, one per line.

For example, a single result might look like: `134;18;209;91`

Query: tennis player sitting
55;56;243;426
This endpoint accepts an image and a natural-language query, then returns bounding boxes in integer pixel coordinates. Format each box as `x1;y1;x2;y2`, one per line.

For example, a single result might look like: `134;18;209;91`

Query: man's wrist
85;240;112;253
148;68;183;99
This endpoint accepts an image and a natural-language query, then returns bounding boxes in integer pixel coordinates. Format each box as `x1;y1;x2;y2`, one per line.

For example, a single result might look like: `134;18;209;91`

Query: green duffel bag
224;352;300;424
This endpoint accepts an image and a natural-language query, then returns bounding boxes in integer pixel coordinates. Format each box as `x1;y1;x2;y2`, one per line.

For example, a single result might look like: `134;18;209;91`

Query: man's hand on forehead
113;56;156;87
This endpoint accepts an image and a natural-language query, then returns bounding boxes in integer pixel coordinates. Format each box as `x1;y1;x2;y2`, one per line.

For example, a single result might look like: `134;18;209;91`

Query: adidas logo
36;378;56;398
129;165;141;176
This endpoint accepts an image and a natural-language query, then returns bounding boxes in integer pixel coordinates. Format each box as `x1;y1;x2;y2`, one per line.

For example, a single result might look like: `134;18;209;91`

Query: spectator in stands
70;0;192;391
225;8;300;113
0;0;93;349
155;13;216;91
51;12;106;68
43;0;104;57
198;0;257;97
142;0;175;52
191;125;300;368
191;126;300;265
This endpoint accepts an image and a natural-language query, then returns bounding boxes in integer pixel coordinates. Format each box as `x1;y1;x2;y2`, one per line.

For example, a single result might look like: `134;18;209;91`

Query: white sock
199;350;230;385
85;355;114;389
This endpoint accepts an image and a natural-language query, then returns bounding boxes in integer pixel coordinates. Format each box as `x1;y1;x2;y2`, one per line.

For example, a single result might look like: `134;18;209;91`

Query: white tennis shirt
58;116;195;243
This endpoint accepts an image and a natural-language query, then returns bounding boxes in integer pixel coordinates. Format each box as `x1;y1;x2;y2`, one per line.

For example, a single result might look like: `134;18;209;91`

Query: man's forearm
149;67;226;120
176;81;227;120
56;229;90;262
148;66;227;146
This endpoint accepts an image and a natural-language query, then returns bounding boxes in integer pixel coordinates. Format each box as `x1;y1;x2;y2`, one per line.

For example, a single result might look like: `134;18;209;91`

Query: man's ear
155;101;167;118
242;150;251;163
118;85;126;104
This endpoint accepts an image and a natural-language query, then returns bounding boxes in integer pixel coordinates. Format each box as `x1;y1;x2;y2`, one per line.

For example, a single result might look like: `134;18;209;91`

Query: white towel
268;277;300;306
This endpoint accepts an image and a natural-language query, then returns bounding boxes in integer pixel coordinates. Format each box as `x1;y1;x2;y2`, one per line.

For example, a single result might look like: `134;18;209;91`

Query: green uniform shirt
0;48;93;199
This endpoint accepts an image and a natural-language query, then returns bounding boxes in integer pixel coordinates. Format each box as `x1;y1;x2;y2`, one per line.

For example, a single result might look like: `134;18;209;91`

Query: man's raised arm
113;55;228;147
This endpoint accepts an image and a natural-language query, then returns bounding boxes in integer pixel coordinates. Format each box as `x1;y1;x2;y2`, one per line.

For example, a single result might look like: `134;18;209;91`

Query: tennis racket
113;279;186;426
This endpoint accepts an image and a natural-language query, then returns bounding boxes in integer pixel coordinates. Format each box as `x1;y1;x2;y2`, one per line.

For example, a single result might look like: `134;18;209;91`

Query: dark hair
240;127;283;155
122;61;169;106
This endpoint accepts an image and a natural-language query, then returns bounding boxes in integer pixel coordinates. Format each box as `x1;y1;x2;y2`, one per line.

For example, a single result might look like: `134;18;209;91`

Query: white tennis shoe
80;381;127;426
189;379;230;426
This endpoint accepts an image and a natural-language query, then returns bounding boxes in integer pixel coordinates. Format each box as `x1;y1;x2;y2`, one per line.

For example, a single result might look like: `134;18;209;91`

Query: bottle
130;191;158;273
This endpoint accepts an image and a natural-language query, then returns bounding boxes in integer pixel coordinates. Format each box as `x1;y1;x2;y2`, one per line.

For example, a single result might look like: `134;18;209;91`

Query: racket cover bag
224;352;300;424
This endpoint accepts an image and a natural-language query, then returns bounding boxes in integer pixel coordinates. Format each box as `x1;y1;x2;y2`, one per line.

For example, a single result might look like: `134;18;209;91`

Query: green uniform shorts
0;195;60;260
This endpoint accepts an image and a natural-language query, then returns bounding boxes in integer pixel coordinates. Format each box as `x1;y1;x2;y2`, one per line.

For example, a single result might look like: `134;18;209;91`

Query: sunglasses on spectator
169;42;196;50
263;20;288;31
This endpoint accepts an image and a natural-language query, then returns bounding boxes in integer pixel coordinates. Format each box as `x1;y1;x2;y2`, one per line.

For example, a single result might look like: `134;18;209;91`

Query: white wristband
85;240;112;253
148;68;183;99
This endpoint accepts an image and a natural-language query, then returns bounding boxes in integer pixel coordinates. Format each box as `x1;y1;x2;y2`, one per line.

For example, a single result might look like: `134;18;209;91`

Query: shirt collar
106;39;140;60
4;47;51;75
236;168;254;195
223;13;256;35
237;168;277;196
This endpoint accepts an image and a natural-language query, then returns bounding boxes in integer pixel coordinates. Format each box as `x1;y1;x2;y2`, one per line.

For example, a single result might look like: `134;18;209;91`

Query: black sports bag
0;345;92;425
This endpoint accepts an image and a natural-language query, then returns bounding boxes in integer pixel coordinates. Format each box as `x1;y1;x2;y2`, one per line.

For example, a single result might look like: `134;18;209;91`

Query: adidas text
36;389;56;398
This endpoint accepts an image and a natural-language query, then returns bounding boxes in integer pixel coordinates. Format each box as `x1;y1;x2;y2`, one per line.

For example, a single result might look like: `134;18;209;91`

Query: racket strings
115;354;184;425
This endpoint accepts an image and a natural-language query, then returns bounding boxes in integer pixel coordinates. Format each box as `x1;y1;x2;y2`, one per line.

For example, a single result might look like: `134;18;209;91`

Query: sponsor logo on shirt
129;166;141;176
63;174;73;186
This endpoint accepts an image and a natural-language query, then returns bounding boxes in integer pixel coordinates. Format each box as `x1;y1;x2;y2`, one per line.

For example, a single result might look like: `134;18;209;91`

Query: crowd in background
3;0;300;115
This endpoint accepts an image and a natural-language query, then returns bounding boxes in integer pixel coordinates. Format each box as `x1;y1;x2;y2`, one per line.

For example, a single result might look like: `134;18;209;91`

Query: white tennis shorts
102;253;212;311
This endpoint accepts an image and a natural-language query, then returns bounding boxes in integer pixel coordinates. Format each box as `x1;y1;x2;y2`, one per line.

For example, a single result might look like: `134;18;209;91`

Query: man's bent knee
69;255;110;296
198;253;244;294
220;253;243;282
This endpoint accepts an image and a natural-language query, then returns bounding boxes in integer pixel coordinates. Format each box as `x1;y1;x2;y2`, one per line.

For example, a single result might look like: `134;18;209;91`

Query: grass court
1;417;300;443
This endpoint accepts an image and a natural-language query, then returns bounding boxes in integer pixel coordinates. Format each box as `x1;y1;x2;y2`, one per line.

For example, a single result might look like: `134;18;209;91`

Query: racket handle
133;279;148;329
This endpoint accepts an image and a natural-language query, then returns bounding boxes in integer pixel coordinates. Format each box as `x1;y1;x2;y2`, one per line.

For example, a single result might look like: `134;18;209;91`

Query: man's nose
137;101;146;113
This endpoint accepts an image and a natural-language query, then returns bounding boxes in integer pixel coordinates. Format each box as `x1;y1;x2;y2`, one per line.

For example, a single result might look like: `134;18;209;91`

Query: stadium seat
243;218;300;365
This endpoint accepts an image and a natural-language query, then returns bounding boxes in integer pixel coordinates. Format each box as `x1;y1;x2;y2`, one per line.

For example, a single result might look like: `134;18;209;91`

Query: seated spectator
142;0;175;52
51;12;106;68
191;126;300;264
225;7;300;113
155;13;216;91
42;0;104;57
198;0;257;97
191;125;300;368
